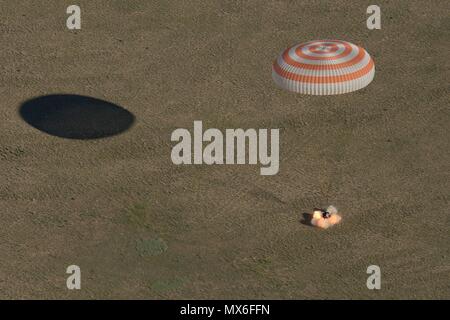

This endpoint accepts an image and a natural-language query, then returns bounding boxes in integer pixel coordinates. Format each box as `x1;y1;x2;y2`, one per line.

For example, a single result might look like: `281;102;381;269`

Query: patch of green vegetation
110;0;147;12
125;202;149;228
118;200;190;237
0;146;25;161
80;210;97;219
252;257;272;273
150;277;185;294
237;256;272;275
136;237;168;257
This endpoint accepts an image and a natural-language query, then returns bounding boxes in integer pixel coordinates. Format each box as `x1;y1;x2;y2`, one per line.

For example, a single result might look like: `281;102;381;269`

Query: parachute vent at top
272;40;375;95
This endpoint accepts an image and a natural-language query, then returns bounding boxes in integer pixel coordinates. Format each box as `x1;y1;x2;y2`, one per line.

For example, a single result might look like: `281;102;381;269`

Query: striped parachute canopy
272;40;375;95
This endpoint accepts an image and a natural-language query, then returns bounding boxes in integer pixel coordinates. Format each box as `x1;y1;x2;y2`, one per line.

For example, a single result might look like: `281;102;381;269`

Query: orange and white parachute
272;40;375;95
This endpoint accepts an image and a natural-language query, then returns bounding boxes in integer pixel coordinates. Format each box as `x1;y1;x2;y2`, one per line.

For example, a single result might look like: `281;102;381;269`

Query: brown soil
0;0;448;299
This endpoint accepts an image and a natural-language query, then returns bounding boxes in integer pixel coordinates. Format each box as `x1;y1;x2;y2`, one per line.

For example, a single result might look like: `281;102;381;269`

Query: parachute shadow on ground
19;94;135;139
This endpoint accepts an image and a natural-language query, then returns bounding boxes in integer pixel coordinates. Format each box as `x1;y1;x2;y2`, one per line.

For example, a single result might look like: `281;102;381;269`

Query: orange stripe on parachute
273;58;374;84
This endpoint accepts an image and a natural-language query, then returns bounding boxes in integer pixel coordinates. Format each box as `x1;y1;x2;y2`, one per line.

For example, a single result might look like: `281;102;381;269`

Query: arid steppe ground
0;0;449;299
